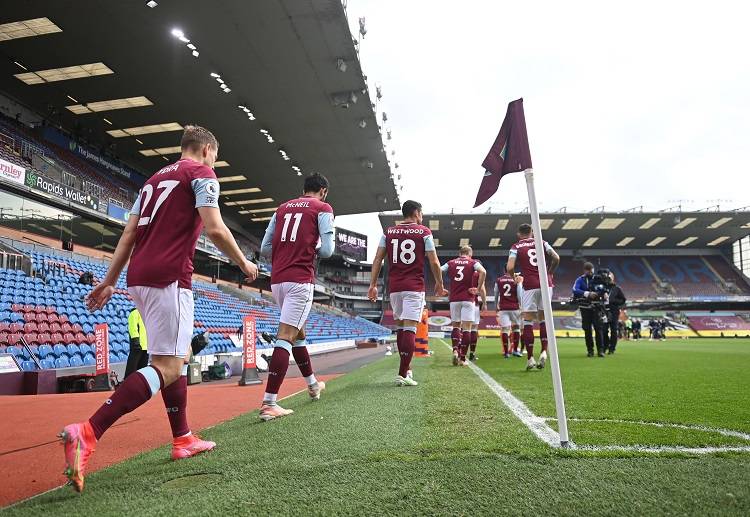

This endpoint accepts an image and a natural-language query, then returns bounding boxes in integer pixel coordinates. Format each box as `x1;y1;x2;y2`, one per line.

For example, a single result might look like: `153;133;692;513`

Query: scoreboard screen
335;227;368;262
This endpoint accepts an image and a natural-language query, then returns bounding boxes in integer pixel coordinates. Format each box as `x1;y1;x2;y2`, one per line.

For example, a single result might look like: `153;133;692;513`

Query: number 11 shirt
269;196;334;285
380;222;435;294
127;158;219;290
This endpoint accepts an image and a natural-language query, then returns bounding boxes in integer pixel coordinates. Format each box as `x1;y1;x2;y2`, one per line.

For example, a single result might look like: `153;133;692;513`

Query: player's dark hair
181;125;219;152
583;261;594;272
517;223;532;236
402;200;422;218
304;172;329;193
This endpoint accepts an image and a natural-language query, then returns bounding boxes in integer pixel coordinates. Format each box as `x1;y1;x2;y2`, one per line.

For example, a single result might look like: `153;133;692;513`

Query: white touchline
439;339;750;455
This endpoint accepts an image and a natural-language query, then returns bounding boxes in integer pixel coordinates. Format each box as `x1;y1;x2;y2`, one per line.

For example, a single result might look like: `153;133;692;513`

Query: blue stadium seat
21;360;36;371
69;354;84;367
55;357;71;368
83;354;96;366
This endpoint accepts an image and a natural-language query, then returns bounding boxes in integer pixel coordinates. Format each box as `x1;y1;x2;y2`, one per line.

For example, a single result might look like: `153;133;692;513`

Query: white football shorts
390;291;425;323
449;301;475;323
520;287;553;312
272;282;314;329
128;281;194;358
498;310;522;329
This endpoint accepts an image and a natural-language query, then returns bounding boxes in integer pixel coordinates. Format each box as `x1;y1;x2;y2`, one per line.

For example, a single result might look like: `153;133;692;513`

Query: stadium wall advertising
335;227;367;261
24;170;100;211
107;203;130;222
0;157;26;186
41;127;143;183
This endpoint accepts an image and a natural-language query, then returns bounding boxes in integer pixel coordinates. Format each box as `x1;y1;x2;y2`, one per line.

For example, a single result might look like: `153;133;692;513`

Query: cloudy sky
336;0;749;260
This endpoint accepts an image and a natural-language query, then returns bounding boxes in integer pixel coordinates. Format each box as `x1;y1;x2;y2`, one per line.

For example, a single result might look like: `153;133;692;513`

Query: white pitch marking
542;417;750;443
438;339;563;448
439;339;750;455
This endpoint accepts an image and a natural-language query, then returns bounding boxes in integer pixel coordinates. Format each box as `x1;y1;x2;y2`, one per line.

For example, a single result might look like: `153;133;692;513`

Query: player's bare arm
547;247;560;274
368;246;387;301
469;264;487;296
506;255;516;274
199;206;258;281
480;283;488;310
86;214;139;311
427;251;448;297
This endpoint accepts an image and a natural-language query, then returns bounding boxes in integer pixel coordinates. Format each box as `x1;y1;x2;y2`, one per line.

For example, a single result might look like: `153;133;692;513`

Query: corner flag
477;98;571;447
473;98;532;208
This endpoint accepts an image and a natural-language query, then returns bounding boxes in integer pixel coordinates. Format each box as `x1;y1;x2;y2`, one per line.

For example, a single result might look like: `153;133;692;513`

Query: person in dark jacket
604;272;626;354
572;262;605;357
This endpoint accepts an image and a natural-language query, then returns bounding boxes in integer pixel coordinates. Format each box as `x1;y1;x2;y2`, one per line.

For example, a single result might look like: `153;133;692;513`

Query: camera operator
572;262;605;357
603;272;626;354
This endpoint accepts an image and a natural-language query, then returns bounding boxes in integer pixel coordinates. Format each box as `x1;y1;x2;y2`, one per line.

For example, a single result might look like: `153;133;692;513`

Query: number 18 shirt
380;223;435;294
127;158;219;290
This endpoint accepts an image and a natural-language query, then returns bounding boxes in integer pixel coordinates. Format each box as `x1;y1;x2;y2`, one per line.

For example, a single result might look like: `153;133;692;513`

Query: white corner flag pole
524;169;571;447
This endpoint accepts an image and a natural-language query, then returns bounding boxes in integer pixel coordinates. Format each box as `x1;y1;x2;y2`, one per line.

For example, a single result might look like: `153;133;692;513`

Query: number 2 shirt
268;196;334;285
127;158;219;289
380;223;435;294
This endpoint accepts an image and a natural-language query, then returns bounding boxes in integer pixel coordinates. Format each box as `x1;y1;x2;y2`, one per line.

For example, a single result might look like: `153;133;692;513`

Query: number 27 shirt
379;223;435;294
127;159;219;290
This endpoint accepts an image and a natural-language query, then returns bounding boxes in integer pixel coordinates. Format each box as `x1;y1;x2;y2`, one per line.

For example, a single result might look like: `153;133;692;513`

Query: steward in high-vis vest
415;307;430;357
125;308;149;378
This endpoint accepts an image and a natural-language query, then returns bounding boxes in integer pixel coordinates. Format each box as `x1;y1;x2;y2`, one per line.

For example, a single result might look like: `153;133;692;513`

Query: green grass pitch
6;338;749;516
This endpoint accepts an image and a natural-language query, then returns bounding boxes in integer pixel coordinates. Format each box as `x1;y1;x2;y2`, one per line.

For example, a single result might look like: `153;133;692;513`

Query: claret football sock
539;321;549;353
89;365;164;440
263;342;292;405
162;365;189;438
522;322;535;360
451;327;461;352
461;331;471;360
512;330;520;352
292;343;314;379
501;332;509;354
470;331;478;352
398;328;416;377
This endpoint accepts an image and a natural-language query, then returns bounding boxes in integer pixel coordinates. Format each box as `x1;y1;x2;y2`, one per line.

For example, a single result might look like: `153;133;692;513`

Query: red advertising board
242;316;257;369
94;323;109;376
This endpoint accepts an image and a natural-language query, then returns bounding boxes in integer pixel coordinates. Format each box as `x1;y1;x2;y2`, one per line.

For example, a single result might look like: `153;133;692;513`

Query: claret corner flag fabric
473;98;533;207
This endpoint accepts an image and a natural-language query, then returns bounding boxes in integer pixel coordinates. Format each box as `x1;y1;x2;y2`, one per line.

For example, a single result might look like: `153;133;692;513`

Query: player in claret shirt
440;246;486;366
469;263;487;361
495;269;524;358
60;126;259;492
369;200;447;386
259;173;334;421
506;223;559;370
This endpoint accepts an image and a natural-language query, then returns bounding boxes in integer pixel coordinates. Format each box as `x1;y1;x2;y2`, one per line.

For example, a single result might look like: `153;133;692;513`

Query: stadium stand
0;243;390;372
0;116;136;207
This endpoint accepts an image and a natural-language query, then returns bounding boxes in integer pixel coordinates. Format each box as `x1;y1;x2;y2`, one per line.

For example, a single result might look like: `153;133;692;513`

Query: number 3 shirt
508;237;554;290
441;257;480;302
380;222;435;294
127;158;220;289
266;196;334;285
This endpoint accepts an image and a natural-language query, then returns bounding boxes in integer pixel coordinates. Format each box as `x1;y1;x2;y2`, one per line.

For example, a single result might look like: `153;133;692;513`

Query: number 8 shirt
381;222;435;294
508;237;554;290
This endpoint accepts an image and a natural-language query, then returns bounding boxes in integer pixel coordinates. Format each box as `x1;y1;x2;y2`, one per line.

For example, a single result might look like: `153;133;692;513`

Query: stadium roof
0;1;399;229
378;211;750;252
